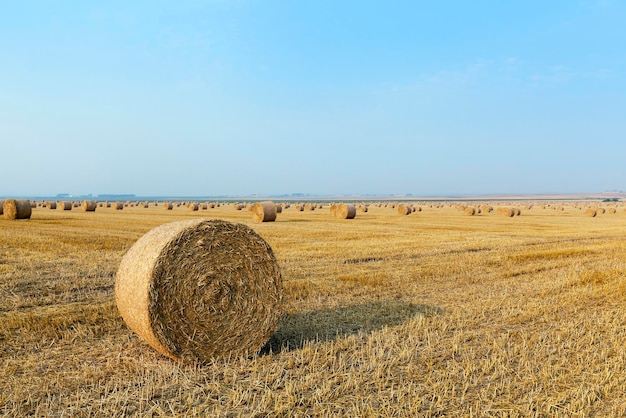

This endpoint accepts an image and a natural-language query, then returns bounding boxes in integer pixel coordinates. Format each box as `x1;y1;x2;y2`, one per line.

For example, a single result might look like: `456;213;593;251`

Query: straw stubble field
1;203;626;416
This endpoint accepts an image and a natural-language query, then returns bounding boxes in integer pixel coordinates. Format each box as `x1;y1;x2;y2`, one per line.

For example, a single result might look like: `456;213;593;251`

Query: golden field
1;202;626;417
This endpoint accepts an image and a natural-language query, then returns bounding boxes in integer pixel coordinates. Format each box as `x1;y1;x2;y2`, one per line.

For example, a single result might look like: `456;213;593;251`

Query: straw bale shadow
261;301;440;354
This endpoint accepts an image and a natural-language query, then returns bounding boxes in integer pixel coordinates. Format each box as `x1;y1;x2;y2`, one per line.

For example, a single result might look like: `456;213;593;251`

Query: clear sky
2;1;625;197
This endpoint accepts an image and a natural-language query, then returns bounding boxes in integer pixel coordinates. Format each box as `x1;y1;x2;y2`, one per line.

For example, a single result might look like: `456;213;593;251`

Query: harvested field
1;202;626;416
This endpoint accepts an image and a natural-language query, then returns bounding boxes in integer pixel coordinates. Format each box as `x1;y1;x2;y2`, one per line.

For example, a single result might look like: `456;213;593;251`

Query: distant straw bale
188;203;199;211
113;202;124;210
164;202;173;210
397;204;412;216
115;219;282;363
513;208;521;216
58;201;72;211
47;201;57;210
3;199;32;220
496;207;514;217
465;207;476;216
305;203;315;211
252;201;277;223
82;200;97;212
585;208;597;217
275;204;283;214
335;203;356;219
294;204;304;212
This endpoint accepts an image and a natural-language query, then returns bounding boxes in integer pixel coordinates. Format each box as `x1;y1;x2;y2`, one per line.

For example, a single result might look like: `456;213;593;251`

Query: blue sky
1;1;625;197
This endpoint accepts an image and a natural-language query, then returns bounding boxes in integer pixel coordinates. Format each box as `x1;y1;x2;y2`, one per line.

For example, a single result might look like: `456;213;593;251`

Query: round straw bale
47;201;57;210
585;208;597;217
82;200;97;212
397;204;412;215
3;199;32;220
597;207;606;214
189;203;199;211
115;219;282;363
275;204;283;214
113;202;124;210
294;204;304;212
58;201;72;211
164;202;173;210
0;200;4;216
496;207;514;217
608;207;617;214
335;203;356;219
304;203;315;211
513;208;521;216
252;201;277;223
465;207;476;216
359;205;368;213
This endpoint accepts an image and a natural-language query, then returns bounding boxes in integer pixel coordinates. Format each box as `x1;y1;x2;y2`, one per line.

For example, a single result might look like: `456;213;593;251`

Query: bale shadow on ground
261;301;441;355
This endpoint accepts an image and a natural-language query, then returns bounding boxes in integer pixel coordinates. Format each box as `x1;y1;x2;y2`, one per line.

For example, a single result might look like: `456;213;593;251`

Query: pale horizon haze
1;1;625;197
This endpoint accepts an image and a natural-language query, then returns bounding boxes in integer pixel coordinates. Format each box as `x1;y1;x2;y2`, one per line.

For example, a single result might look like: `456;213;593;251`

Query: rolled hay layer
58;201;72;211
115;219;282;363
82;200;97;212
251;201;277;223
335;203;357;219
3;199;32;220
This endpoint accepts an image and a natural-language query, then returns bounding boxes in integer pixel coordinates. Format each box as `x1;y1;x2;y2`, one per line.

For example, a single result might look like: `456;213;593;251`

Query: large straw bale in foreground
115;219;282;363
252;201;277;223
3;199;32;220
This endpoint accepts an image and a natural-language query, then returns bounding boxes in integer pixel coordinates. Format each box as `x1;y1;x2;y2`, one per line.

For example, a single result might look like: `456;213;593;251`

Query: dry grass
1;203;626;416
